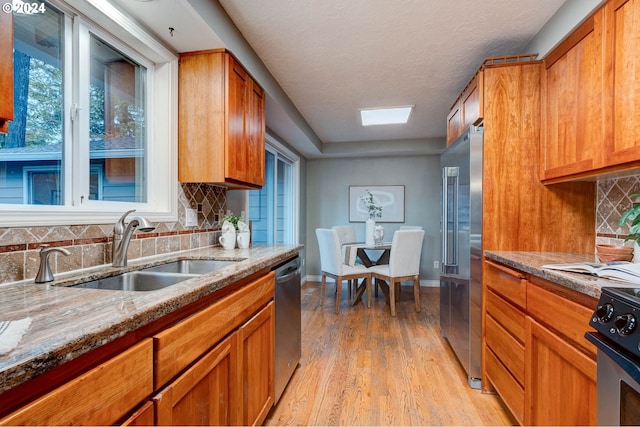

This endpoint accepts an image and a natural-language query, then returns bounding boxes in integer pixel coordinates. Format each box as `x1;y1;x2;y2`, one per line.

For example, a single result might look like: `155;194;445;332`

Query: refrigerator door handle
442;166;459;269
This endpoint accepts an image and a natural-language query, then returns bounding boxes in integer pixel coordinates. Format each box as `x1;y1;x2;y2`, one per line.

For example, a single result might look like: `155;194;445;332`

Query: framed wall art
348;185;405;222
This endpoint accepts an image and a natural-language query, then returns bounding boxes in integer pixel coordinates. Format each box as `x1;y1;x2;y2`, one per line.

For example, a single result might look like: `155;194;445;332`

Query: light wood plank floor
265;281;516;426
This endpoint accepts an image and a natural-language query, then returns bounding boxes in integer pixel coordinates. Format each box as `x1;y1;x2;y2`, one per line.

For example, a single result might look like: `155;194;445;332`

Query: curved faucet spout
35;244;71;283
112;210;156;267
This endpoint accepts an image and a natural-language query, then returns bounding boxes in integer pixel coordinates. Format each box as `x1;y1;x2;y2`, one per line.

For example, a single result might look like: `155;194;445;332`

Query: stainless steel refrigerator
440;126;483;390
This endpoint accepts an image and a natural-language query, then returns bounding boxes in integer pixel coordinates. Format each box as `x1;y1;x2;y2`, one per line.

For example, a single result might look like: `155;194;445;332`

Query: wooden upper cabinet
446;71;484;145
0;11;13;133
446;99;462;145
603;0;640;167
540;10;604;182
541;0;640;182
179;49;265;189
461;71;483;129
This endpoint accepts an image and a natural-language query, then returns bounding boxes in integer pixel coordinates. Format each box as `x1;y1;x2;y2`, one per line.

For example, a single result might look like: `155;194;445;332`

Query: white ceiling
112;0;568;158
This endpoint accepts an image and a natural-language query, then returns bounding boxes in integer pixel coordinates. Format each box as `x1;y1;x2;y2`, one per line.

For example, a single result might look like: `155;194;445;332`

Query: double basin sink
71;259;239;292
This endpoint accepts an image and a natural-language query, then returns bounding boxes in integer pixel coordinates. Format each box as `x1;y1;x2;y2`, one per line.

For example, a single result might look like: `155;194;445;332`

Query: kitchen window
0;0;177;226
249;138;299;244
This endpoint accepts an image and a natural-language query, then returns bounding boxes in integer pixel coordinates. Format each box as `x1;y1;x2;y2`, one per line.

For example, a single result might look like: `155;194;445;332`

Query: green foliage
223;213;243;230
619;193;640;244
361;190;382;219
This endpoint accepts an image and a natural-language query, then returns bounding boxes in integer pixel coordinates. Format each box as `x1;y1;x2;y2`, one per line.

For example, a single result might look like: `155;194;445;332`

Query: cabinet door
525;317;597;426
446;99;461;145
462;71;483;129
121;401;154;426
603;0;640;167
226;55;250;185
238;301;275;426
541;11;604;181
0;10;13;133
246;81;265;186
0;340;153;426
154;333;241;426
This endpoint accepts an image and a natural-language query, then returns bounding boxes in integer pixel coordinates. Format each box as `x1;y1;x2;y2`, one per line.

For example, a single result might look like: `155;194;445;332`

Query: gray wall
524;0;605;58
306;155;441;284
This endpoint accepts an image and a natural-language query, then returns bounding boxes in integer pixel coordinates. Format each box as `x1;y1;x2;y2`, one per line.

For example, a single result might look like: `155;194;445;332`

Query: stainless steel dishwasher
273;256;301;404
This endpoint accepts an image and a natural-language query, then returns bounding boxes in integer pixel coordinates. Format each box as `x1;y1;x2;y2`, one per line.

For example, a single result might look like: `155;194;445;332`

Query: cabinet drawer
485;314;525;385
484;260;526;309
154;272;275;388
485;346;524;425
0;339;153;426
526;280;597;357
486;289;526;343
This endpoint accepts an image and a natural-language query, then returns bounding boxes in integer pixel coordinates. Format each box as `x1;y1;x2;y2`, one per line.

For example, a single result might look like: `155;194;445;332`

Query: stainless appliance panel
440;127;483;389
273;257;302;404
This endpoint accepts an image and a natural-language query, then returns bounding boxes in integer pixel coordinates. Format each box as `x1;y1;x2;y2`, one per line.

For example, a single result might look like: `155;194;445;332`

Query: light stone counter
484;251;640;299
0;244;302;395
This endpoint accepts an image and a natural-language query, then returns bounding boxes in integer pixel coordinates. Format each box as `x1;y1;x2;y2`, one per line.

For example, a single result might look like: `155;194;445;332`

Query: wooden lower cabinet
122;401;155;426
483;260;598;426
0;270;278;426
154;301;274;426
0;339;153;426
525;317;597;426
154;334;239;426
239;301;275;426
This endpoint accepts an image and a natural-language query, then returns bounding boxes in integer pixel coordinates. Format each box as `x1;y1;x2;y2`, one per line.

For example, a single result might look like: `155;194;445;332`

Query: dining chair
369;229;425;316
332;225;359;297
316;228;372;314
332;225;357;245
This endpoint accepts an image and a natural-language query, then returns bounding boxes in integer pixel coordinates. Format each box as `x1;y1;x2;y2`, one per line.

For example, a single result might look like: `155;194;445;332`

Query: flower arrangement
361;190;382;219
223;212;243;230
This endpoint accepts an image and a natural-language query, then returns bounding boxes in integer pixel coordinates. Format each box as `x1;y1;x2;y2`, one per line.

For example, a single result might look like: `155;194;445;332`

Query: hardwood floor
265;281;516;426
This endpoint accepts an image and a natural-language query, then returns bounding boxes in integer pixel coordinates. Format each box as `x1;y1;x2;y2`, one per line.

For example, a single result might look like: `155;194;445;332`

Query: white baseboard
305;275;439;287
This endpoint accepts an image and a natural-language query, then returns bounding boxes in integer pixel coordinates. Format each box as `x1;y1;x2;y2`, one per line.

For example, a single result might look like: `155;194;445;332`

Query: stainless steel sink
72;271;199;291
141;259;239;274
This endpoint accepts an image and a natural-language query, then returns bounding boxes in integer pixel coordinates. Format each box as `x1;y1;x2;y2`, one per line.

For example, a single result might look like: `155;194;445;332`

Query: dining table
343;242;392;306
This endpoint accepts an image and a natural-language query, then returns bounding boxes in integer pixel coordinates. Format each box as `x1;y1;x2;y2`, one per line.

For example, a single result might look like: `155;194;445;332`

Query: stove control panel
590;287;640;357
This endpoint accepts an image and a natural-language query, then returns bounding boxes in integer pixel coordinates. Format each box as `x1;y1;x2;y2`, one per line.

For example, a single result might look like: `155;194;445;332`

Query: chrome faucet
112;209;156;267
35;244;71;283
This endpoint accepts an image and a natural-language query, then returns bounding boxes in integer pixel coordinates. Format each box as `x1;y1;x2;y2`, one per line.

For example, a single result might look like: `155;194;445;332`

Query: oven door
586;332;640;426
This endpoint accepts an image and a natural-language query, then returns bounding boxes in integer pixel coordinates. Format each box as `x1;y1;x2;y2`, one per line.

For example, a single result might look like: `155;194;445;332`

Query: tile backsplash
0;183;227;284
596;174;640;247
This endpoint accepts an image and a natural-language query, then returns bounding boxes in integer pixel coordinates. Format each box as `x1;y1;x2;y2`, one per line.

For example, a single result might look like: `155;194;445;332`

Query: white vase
365;218;375;246
237;231;250;249
219;230;236;250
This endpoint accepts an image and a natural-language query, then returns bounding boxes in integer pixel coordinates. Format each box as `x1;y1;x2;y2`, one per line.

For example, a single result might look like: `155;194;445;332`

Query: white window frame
262;134;300;244
0;0;178;226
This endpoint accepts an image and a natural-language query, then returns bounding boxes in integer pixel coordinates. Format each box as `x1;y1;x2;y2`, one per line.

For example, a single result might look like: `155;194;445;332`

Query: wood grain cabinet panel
482;260;599;426
484;260;527;309
154;271;274;389
446;99;462;145
542;0;640;181
0;339;153;426
485;346;524;425
0;11;13;133
154;334;239;426
461;71;483;129
238;301;275;426
525;317;597;426
541;11;604;181
603;0;640;168
178;49;265;189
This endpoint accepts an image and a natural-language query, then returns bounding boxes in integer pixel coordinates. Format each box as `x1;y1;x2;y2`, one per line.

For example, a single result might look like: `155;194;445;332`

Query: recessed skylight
360;106;414;126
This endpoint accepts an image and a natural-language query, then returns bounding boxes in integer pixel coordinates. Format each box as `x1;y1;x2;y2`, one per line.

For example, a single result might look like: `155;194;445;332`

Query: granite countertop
484;251;640;299
0;244;302;395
